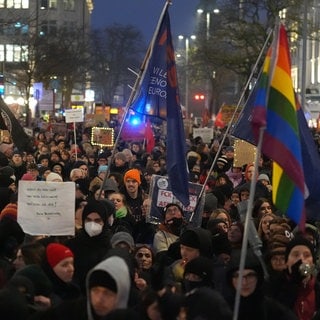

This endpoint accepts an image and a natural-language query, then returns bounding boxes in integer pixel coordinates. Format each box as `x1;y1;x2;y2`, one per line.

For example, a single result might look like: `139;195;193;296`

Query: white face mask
84;221;103;237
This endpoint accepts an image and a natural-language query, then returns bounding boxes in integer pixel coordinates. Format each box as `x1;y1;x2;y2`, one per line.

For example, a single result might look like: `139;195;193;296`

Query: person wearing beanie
42;243;81;304
225;248;297;320
267;236;320;320
120;168;145;222
110;231;135;253
182;256;215;293
66;199;112;294
9;150;27;181
0;201;17;221
123;168;141;185
46;172;63;182
109;151;129;175
27;255;133;319
153;203;185;254
169;228;213;285
21;172;36;181
103;178;119;196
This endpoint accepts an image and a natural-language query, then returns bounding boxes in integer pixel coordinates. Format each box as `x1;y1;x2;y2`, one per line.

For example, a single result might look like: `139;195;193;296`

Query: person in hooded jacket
28;253;134;320
86;254;132;319
65;199;114;294
225;248;298;320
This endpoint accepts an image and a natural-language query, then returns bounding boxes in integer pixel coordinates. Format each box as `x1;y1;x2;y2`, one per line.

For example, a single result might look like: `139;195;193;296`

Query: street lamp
197;8;220;40
197;8;220;113
178;35;196;119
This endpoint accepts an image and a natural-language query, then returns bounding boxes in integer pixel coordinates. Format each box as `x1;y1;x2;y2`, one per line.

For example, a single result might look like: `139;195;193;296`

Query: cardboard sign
233;139;257;167
91;127;114;147
17;181;75;236
147;175;204;227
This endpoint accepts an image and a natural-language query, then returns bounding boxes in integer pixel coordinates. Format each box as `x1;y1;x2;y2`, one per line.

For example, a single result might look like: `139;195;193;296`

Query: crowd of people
0;126;320;320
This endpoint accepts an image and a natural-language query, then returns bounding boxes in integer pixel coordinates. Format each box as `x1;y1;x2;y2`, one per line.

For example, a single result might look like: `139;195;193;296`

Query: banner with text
147;175;204;227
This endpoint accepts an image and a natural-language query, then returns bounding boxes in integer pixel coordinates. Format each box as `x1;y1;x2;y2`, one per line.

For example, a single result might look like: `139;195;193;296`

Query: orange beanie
124;169;141;185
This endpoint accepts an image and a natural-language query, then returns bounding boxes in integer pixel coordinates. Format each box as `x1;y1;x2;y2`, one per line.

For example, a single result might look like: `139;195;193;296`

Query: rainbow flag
251;24;305;224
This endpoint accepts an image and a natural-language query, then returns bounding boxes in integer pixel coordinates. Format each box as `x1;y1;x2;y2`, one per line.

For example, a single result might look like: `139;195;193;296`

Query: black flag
0;97;32;151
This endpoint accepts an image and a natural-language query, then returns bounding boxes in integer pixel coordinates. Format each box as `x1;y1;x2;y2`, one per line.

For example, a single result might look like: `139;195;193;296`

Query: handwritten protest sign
18;181;75;236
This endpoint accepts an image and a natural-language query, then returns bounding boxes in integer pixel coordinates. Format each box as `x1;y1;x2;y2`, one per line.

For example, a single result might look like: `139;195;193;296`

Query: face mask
166;217;184;236
84;221;103;237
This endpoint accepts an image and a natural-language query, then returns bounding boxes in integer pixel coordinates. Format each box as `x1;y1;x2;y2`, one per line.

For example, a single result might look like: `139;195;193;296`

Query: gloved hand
288;259;305;284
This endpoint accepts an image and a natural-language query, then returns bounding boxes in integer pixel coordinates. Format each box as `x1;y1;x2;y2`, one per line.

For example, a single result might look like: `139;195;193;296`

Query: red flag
215;110;225;128
145;119;155;153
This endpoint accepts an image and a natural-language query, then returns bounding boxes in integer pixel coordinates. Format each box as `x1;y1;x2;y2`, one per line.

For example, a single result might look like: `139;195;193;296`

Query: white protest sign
193;127;213;144
18;181;75;236
65;109;84;123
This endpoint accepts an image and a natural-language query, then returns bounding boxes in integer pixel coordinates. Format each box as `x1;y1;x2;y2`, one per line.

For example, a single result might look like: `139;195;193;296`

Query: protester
226;248;298;320
42;243;81;303
66;200;113;293
153;203;185;254
120;168;145;222
266;236;320;320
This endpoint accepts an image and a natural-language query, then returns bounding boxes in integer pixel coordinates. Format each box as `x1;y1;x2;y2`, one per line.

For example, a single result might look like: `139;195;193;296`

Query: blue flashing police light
0;75;4;96
128;111;143;126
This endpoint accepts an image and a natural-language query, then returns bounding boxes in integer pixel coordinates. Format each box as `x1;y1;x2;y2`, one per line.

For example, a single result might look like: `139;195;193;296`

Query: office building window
63;0;74;11
6;0;29;8
49;0;57;9
0;45;4;62
4;44;28;62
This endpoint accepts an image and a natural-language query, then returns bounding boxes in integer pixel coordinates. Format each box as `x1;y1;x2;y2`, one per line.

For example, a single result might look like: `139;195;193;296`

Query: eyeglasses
232;272;257;281
136;252;151;259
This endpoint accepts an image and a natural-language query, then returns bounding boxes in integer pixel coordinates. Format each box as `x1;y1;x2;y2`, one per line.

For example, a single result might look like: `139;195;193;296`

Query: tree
33;27;91;109
191;0;305;116
90;24;146;106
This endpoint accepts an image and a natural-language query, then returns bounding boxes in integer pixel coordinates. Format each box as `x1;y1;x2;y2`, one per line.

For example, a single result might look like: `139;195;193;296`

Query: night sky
91;0;199;43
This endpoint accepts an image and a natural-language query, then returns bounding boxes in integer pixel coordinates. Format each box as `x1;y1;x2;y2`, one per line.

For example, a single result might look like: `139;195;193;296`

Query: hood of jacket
86;255;130;320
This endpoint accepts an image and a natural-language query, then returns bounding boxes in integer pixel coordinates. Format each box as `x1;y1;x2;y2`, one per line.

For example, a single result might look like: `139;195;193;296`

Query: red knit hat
0;203;17;221
46;243;74;268
21;173;35;181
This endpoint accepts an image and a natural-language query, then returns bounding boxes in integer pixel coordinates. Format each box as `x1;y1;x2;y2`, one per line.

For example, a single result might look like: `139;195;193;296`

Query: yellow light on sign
110;108;118;114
